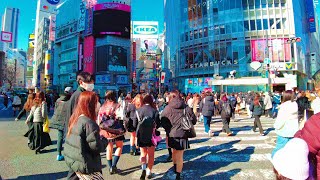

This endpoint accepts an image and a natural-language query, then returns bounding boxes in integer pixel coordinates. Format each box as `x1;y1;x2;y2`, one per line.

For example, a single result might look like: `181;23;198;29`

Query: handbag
43;116;50;133
99;115;126;139
151;129;162;146
181;108;196;138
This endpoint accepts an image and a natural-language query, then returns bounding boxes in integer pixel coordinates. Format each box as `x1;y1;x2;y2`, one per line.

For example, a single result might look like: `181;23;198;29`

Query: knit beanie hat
272;138;309;180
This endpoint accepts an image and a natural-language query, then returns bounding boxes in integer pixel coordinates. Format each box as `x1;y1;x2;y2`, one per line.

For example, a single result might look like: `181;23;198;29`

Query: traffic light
287;37;301;43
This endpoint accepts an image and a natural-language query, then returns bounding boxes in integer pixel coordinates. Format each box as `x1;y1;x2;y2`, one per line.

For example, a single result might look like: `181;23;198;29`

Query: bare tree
4;63;16;90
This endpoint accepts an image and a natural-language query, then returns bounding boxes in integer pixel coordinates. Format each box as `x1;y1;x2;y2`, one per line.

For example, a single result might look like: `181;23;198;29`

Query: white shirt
274;101;299;137
311;97;320;114
187;98;194;108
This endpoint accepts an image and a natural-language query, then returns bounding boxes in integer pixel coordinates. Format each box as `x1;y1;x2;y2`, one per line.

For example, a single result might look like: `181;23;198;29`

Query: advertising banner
85;7;93;36
251;38;290;62
117;75;128;84
1;31;12;42
93;3;130;38
96;74;111;84
56;20;78;42
306;0;316;32
107;45;127;72
40;0;61;14
49;15;56;41
27;34;35;67
78;1;86;32
94;2;130;12
132;21;158;39
83;36;95;73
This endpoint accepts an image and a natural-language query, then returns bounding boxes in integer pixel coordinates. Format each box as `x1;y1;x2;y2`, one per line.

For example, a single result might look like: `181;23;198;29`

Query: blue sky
0;0;164;51
0;0;37;51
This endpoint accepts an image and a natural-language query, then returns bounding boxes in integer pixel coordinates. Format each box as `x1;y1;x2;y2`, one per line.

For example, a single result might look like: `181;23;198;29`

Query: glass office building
165;0;319;93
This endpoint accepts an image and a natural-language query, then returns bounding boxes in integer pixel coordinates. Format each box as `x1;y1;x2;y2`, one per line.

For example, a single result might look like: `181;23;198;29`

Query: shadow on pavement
155;140;255;179
264;127;275;135
7;171;68;180
118;165;141;176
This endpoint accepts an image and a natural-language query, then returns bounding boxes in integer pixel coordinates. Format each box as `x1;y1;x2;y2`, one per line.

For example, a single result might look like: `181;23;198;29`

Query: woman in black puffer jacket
64;91;104;180
161;90;197;180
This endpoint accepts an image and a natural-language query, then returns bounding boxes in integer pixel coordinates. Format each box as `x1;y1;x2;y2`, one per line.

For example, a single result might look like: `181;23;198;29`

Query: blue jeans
271;135;292;158
203;116;212;133
57;130;64;155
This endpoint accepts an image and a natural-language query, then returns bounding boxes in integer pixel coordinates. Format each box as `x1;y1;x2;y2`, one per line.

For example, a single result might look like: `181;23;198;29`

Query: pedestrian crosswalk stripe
131;169;275;180
153;153;272;162
159;131;276;136
156;142;275;150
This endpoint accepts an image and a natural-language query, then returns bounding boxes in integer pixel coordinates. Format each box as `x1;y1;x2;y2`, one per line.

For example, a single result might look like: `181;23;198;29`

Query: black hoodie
199;96;215;117
161;97;197;138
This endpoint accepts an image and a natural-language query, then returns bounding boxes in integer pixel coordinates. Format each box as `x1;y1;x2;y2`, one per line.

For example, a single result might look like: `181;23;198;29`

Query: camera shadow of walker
153;140;254;180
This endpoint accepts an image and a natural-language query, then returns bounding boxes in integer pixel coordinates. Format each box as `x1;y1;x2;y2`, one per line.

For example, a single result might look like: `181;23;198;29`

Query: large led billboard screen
93;3;130;38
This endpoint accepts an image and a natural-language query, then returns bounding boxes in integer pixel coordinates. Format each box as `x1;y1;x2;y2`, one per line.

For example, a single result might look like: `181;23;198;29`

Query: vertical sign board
85;8;93;36
49;15;56;41
83;36;95;73
78;1;86;32
306;0;316;32
78;43;83;71
132;41;136;78
1;31;12;42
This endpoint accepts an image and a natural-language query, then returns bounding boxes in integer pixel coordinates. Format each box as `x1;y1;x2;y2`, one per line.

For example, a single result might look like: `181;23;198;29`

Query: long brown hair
132;94;143;108
142;94;156;109
67;91;98;137
33;91;45;107
24;94;34;111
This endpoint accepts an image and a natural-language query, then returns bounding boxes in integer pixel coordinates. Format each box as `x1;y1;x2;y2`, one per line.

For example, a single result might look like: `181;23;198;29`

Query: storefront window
255;0;261;8
249;0;254;9
194;30;198;39
263;19;268;29
250;20;256;31
257;19;262;30
220;25;225;34
282;18;288;29
261;0;267;8
276;18;281;29
220;41;226;61
269;18;275;29
244;20;249;31
268;0;273;7
242;0;248;9
213;8;218;15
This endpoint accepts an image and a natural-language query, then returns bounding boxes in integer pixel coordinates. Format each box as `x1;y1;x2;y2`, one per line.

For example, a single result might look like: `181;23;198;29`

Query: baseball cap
64;87;72;93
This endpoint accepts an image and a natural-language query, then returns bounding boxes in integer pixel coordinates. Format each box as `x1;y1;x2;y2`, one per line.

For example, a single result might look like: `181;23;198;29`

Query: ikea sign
133;25;158;35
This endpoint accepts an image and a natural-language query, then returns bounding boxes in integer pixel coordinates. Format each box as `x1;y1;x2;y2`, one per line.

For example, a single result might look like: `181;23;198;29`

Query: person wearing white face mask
65;71;95;180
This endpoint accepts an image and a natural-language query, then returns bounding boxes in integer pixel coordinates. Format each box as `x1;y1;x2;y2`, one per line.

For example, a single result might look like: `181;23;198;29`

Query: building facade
34;18;51;90
54;0;83;92
1;7;19;49
165;0;319;93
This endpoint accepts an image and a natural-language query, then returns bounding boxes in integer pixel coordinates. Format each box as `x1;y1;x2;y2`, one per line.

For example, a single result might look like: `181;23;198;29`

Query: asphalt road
0;113;276;180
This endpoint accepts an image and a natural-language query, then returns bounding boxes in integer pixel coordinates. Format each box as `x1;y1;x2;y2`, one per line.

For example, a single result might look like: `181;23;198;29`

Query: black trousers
67;170;79;180
253;115;264;134
222;118;231;133
16;109;26;119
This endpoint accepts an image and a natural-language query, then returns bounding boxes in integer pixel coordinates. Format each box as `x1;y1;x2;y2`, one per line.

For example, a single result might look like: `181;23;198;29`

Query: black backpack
136;111;154;144
222;101;232;117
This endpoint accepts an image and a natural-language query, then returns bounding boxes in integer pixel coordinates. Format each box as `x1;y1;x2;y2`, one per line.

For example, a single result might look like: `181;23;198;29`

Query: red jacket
295;113;320;179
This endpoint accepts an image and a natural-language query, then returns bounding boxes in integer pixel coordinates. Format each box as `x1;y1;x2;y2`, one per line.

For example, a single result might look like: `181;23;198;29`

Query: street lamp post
156;49;163;95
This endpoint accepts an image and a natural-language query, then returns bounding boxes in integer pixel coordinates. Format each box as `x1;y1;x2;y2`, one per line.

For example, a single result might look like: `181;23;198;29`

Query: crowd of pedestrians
4;71;320;179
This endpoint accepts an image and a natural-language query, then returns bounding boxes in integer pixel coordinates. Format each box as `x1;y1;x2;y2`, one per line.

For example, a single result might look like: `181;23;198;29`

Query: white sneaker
208;130;213;137
15;118;19;121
